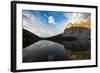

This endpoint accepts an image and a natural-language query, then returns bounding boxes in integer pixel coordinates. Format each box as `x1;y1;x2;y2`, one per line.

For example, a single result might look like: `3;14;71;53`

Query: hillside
23;29;40;48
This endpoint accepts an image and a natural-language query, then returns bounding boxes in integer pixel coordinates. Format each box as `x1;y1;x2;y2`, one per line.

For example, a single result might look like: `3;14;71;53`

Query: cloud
66;13;91;23
71;13;83;23
48;16;56;24
23;11;35;22
64;13;72;18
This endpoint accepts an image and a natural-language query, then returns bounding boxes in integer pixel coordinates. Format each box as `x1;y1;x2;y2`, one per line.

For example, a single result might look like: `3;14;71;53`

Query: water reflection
23;40;90;63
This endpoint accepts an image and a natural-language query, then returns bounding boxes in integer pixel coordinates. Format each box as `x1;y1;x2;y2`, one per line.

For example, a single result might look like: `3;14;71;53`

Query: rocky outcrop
63;27;90;39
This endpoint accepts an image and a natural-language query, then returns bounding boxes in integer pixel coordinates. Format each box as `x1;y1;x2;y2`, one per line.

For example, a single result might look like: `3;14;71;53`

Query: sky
22;10;91;38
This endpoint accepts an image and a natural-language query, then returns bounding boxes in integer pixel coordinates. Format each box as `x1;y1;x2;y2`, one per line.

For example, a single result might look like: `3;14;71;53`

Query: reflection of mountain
23;40;90;63
23;40;68;62
63;39;90;51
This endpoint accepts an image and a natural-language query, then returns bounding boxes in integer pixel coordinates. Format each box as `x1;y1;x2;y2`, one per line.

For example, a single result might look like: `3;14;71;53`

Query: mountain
23;26;90;48
65;20;91;28
23;28;76;48
64;27;90;39
23;29;40;48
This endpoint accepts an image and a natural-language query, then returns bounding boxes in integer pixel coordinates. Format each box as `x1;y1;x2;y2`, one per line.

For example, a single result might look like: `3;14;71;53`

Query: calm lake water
23;40;90;63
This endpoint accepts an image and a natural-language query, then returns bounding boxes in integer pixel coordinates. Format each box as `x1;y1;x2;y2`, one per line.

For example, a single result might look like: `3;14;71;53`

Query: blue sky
30;10;68;29
22;10;90;38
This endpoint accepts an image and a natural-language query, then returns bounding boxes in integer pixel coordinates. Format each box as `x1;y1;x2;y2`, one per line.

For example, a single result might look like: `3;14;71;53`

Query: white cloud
23;11;35;22
64;13;72;18
48;16;56;24
67;13;91;23
71;13;83;23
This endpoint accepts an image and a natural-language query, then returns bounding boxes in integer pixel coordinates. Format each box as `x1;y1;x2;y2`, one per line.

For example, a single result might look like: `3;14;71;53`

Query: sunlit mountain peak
64;20;91;29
